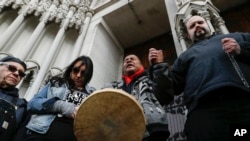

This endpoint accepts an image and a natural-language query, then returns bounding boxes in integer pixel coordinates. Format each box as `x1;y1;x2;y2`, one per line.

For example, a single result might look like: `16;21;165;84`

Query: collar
0;87;19;97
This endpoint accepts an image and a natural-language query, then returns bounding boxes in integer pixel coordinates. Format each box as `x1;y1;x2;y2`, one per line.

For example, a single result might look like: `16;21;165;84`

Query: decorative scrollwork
55;1;70;23
69;6;88;29
26;0;39;14
12;0;23;9
35;0;52;16
16;0;39;16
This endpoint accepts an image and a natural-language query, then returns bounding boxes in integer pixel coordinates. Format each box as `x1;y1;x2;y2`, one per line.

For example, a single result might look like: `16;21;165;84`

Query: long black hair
50;55;94;90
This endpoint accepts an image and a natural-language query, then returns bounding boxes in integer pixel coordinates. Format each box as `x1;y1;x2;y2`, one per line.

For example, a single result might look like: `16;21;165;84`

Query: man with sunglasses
0;56;27;141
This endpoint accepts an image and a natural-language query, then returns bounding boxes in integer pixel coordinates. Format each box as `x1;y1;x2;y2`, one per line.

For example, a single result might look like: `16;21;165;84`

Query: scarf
122;67;144;85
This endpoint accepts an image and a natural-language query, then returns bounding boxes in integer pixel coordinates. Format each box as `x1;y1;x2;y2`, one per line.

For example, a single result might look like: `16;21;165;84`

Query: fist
221;38;241;56
148;48;164;65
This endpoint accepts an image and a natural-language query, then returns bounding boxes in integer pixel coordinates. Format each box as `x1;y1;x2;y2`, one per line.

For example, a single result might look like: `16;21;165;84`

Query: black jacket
0;87;27;141
151;32;250;113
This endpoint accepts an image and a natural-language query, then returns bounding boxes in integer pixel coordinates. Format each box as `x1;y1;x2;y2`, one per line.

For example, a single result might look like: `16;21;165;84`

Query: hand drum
74;88;146;141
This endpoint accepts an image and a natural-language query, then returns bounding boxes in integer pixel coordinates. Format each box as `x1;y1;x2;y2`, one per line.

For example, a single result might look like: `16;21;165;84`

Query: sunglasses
0;62;26;78
72;67;85;76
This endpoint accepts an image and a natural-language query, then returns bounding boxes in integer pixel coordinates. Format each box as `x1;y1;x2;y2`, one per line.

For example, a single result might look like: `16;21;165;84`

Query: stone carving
35;0;52;16
4;0;15;7
27;0;39;14
11;0;23;9
4;0;93;30
15;0;38;16
69;6;89;29
55;0;70;23
36;0;59;23
175;0;189;7
55;0;93;30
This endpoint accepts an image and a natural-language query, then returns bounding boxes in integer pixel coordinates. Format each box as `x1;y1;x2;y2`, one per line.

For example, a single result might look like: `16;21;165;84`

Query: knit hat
0;56;27;70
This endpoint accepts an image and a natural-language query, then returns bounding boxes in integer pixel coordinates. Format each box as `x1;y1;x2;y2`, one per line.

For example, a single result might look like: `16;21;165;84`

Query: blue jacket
151;32;250;113
26;83;95;134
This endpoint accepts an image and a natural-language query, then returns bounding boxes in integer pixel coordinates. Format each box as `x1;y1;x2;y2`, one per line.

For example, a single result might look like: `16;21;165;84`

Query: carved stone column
213;15;229;34
25;0;88;100
165;0;183;56
22;60;40;100
19;0;59;60
70;10;93;63
0;0;38;50
177;29;187;51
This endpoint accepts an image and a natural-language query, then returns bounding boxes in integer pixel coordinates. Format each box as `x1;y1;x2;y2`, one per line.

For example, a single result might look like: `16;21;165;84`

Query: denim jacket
26;83;95;134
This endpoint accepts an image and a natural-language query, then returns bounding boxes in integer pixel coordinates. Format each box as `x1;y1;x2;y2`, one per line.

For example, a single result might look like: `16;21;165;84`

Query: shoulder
223;32;250;40
49;76;67;87
85;85;96;93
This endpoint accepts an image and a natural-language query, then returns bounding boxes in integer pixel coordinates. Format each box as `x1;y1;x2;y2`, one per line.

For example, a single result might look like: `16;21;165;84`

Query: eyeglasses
0;62;26;78
72;67;85;76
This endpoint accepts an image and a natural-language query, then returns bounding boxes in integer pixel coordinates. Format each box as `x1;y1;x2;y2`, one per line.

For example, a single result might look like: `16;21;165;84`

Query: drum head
74;88;146;141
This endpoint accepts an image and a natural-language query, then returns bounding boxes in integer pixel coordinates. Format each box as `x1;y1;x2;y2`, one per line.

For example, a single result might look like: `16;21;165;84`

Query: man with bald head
0;56;28;141
148;15;250;141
